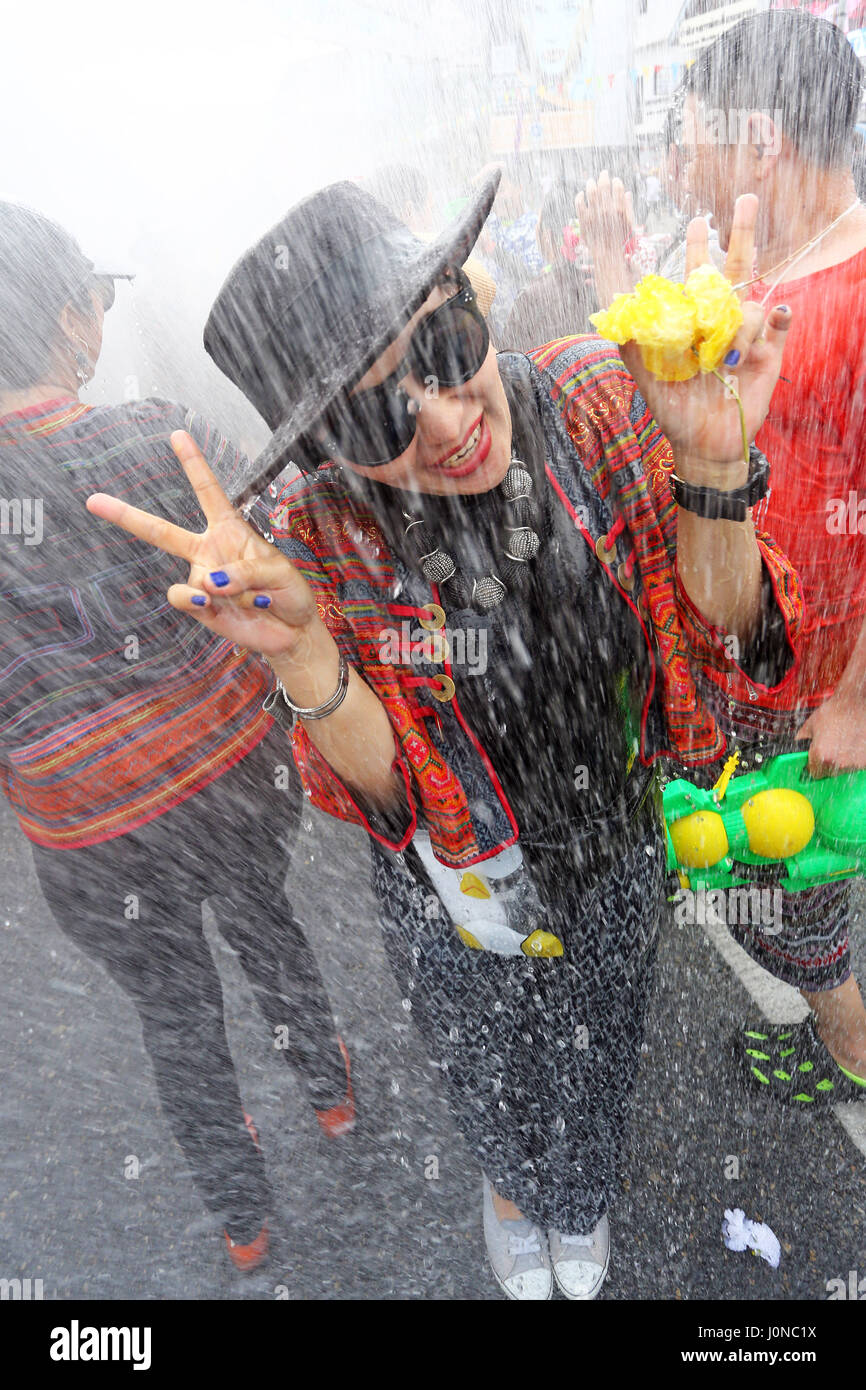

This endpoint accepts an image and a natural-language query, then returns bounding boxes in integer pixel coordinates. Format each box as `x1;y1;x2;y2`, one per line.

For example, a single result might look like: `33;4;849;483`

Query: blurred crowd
363;147;682;353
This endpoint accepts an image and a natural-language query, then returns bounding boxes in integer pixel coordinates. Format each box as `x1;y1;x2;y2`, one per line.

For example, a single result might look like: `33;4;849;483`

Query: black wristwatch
671;445;770;522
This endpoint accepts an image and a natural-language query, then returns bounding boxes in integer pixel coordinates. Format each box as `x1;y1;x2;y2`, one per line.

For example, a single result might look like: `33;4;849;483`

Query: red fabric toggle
601;513;626;551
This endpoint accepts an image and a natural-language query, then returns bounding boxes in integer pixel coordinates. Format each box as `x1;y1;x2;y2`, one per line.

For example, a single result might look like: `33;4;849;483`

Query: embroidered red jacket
269;338;802;868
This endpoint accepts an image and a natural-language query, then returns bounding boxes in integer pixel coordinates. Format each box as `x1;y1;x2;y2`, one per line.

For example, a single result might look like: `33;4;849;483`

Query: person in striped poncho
0;202;353;1273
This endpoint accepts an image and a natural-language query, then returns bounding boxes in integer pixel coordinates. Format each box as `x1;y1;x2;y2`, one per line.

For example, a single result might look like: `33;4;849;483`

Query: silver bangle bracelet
264;652;350;726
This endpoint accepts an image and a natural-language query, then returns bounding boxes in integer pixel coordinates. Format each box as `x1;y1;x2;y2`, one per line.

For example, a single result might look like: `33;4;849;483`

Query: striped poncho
0;397;273;849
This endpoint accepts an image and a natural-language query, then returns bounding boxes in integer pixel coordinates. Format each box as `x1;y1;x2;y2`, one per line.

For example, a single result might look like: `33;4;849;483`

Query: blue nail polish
723;348;740;367
253;594;271;608
209;570;230;587
191;595;207;606
776;304;790;313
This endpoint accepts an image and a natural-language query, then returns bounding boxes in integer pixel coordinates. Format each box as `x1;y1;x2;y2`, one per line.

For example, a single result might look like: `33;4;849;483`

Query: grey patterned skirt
372;820;664;1233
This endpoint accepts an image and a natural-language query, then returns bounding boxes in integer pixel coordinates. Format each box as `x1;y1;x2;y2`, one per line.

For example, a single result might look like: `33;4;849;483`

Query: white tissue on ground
722;1208;781;1268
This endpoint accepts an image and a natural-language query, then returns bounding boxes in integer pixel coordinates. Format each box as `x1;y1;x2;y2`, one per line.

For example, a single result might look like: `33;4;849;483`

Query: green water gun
663;748;866;892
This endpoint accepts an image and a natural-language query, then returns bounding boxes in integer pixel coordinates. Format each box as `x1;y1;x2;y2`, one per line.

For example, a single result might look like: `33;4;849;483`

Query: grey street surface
1;792;864;1301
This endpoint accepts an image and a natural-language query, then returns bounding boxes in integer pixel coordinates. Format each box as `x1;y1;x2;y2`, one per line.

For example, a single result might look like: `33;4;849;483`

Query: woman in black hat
88;173;799;1298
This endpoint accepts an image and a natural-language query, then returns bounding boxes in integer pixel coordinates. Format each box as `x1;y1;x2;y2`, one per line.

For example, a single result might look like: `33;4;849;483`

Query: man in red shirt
683;9;866;1098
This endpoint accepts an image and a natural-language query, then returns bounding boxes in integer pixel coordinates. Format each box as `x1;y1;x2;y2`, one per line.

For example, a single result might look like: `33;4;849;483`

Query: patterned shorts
725;880;851;992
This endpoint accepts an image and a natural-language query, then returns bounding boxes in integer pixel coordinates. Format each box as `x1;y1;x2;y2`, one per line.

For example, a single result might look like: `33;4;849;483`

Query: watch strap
671;445;770;522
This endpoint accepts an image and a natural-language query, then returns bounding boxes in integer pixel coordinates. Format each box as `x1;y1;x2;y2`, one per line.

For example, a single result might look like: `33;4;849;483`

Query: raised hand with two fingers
86;430;318;658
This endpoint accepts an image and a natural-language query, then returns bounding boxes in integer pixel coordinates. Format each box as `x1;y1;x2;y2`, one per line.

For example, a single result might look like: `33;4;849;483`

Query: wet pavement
1;793;864;1301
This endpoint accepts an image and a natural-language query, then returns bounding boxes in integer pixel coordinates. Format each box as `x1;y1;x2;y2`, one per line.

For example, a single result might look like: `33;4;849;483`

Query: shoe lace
559;1231;594;1248
507;1230;542;1257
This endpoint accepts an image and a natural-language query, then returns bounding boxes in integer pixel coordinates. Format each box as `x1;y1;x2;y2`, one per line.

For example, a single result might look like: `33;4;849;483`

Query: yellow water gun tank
669;810;729;869
740;788;815;859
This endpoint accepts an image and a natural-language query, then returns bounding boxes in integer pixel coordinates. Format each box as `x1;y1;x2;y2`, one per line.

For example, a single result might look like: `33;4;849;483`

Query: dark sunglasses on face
76;275;116;313
93;276;116;311
321;273;490;467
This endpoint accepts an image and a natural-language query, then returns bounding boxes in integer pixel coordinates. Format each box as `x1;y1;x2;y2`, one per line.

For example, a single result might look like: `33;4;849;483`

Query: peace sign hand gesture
86;431;319;657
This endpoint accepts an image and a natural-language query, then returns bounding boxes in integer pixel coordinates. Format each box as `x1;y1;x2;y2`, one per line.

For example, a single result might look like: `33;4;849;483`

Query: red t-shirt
748;245;866;709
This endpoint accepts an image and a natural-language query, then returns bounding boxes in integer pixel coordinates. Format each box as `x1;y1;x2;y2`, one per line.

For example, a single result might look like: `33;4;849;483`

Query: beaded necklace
398;458;541;613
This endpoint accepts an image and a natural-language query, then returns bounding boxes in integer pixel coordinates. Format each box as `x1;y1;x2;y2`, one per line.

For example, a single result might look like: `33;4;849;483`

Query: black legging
30;725;346;1243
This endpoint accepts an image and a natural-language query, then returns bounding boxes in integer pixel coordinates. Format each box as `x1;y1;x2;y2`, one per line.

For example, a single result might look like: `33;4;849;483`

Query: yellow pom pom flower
687;263;745;373
590;264;743;382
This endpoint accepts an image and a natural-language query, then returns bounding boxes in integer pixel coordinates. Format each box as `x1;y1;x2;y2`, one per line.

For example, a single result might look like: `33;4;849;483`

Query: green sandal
738;1018;866;1106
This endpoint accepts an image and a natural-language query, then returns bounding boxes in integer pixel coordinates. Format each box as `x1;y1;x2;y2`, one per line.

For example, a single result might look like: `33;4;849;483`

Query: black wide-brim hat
203;169;501;506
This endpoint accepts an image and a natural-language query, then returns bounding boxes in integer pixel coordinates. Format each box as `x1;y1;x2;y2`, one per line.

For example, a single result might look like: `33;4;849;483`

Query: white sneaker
548;1214;610;1299
413;830;563;958
482;1179;553;1300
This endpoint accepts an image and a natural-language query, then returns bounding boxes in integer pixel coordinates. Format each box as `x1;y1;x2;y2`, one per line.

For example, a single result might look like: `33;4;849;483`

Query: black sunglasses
320;273;490;467
75;275;116;313
93;276;116;311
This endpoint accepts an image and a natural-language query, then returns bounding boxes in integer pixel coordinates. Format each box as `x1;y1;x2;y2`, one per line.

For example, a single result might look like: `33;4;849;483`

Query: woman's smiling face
323;281;513;496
